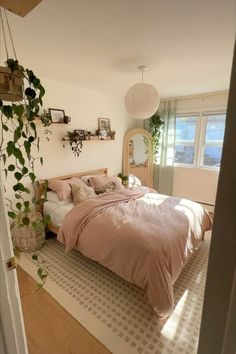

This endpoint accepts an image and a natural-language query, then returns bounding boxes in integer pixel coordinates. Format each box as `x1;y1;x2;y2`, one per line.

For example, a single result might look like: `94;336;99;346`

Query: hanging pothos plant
63;130;84;157
0;58;51;287
148;112;164;162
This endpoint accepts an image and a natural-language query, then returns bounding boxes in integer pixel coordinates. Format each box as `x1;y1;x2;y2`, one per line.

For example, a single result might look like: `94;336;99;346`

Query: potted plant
0;58;51;257
63;130;84;157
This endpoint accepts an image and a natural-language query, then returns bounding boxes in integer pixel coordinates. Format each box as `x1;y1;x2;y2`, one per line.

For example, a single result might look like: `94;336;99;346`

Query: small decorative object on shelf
98;117;111;137
49;108;65;123
63;115;71;124
63;130;84;157
110;131;116;140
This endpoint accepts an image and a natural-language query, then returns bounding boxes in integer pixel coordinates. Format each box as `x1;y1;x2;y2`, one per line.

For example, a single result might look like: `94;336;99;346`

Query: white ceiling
5;0;236;98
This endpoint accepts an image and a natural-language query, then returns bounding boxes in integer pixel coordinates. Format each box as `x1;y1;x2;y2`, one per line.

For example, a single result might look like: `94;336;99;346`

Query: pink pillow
89;176;124;193
48;177;83;200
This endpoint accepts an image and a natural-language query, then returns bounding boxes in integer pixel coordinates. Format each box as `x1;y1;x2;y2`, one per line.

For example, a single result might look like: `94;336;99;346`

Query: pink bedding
57;189;212;318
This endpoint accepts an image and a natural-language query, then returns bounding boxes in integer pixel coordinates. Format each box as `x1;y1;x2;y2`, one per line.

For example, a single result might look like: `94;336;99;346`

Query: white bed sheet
43;200;74;227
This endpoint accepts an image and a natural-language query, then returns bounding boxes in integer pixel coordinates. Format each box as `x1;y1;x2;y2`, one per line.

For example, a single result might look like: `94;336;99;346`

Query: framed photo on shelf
75;129;86;140
98;118;111;135
49;108;65;123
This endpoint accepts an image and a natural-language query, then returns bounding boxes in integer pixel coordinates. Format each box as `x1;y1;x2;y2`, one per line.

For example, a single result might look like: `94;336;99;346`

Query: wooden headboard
36;168;108;234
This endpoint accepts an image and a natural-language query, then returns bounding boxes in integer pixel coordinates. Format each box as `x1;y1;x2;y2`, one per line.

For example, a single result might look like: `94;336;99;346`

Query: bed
38;168;212;318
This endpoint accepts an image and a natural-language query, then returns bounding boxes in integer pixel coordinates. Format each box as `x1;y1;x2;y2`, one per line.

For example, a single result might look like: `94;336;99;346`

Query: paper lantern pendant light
125;66;160;119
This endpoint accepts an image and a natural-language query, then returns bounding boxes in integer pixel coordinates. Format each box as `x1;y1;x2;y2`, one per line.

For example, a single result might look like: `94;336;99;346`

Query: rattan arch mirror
123;128;153;188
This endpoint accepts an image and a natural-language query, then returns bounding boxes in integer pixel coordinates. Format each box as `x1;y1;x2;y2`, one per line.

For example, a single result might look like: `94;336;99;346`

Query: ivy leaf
22;167;28;175
8;211;16;219
40;157;43;165
2;105;13;118
14;172;22;181
6;141;14;156
32;254;38;261
2;124;8;131
43;214;51;225
13;148;23;161
16;202;22;210
15;194;21;199
28;136;35;143
22;216;30;226
8;164;15;171
14;129;21;142
29;173;36;183
2;154;6;164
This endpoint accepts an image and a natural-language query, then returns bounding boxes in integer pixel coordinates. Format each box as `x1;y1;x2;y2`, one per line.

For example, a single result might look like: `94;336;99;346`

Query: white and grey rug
19;234;210;354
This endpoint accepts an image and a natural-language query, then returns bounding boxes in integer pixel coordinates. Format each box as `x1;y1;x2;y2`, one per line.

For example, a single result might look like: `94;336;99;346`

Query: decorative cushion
95;181;116;194
70;181;96;204
89;176;124;193
46;191;72;204
48;177;83;200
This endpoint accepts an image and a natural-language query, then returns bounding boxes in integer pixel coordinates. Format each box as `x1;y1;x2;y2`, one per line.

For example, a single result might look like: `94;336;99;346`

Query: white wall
2;78;135;199
172;91;228;211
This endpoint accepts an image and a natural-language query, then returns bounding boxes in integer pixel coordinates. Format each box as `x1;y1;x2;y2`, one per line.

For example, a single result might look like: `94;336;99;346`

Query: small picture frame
75;129;85;140
98;118;111;135
49;108;65;123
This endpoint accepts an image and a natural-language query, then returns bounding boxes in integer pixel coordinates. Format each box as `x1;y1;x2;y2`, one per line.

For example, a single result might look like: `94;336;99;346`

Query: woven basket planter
12;212;45;253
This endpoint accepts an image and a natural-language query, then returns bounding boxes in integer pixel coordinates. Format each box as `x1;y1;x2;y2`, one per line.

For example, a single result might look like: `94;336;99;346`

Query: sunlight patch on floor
161;289;189;340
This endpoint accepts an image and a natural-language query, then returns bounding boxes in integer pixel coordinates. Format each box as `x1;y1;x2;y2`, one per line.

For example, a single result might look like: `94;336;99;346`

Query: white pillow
46;191;72;204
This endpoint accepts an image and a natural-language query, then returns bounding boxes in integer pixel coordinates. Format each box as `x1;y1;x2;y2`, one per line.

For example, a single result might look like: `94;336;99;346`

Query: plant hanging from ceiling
147;111;164;162
0;8;52;287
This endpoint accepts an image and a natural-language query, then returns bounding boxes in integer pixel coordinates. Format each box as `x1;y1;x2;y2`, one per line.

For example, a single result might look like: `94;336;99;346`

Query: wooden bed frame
36;168;108;235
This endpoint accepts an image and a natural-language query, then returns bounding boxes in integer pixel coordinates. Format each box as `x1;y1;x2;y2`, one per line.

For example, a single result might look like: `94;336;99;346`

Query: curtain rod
160;90;228;103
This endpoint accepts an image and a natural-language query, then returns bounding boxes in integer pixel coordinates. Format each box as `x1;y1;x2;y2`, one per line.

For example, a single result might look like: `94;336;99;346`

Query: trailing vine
0;58;51;286
145;112;164;162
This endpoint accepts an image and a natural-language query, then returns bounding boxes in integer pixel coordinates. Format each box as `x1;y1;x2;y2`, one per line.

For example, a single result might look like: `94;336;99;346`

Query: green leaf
2;124;8;131
15;194;21;199
30;122;36;131
40;157;43;165
13;148;23;161
22;167;28;175
2;153;6;164
6;59;19;72
43;214;51;225
23;201;30;208
22;216;30;226
14;129;21;142
6;141;14;156
8;164;15;171
32;254;38;261
29;172;36;183
8;211;16;219
28;136;35;143
14;172;22;181
16;202;22;210
32;197;37;204
37;268;47;281
2;105;13;118
4;169;7;178
13;104;24;117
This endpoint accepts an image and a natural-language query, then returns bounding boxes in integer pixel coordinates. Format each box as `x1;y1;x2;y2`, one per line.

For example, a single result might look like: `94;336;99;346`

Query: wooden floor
17;267;110;354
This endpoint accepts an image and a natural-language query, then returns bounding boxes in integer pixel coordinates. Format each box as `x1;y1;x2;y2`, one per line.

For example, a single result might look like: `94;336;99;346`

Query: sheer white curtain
144;101;176;195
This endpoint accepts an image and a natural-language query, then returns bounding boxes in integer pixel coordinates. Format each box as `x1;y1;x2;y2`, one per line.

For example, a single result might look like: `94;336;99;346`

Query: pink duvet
57;189;212;318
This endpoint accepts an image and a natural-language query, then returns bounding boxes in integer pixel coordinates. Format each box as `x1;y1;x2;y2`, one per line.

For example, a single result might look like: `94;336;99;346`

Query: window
175;111;226;169
175;115;198;165
201;113;225;168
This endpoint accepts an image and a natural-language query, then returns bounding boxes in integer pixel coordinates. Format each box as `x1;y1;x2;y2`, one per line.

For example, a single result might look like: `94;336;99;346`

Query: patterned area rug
19;234;210;354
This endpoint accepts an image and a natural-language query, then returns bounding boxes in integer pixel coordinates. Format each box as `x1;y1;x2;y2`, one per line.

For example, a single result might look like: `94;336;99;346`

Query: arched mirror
123;128;153;188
